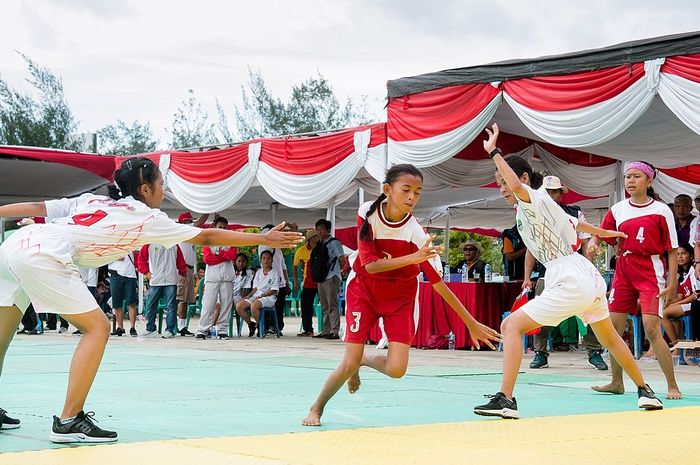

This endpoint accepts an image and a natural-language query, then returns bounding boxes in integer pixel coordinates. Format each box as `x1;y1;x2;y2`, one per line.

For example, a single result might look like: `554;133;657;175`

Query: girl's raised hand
483;123;500;154
264;222;304;248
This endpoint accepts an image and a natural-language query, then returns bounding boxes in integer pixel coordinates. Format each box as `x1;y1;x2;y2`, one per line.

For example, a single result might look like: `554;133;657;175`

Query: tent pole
271;202;278;225
0;217;4;244
326;197;336;235
444;208;451;265
358;187;365;206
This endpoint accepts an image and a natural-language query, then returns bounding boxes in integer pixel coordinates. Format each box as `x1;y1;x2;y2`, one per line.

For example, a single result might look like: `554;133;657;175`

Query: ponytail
359;194;386;241
359;163;423;242
113;157;160;202
505;155;543;188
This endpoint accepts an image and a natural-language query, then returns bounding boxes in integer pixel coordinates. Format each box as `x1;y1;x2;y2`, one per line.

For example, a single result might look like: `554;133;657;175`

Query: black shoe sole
473;408;519;419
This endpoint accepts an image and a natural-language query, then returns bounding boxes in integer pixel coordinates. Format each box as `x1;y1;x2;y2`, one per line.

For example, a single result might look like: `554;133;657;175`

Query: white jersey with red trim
351;201;442;284
43;193;200;268
515;184;579;266
600;198;678;255
690;216;699;246
679;268;699;298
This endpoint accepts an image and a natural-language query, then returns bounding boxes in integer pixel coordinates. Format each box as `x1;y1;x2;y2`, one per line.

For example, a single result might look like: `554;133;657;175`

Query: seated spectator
674;194;695;245
501;224;526;280
236;250;280;337
233;253;255;310
661;243;697;346
454;240;486;282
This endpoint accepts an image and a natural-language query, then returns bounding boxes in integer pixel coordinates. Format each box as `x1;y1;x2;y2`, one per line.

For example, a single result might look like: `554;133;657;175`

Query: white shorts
521;253;609;327
0;225;97;315
245;295;277;308
681;303;691;313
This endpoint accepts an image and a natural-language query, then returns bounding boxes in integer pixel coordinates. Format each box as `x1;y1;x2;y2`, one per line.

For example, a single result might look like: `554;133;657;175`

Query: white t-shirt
108;253;137;279
78;267;99;287
251;268;280;299
44;193;200;268
179;242;197;268
690;215;699;246
233;268;254;297
515;184;579;266
258;245;287;287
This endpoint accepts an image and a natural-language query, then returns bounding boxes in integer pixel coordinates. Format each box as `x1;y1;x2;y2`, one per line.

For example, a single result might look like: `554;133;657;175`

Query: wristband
489;147;502;159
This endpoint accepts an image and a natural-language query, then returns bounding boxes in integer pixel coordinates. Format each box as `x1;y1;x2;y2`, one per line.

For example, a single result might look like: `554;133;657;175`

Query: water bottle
484;263;492;283
473;270;480;282
448;331;455;350
443;264;451;282
461;264;468;283
210;326;217;337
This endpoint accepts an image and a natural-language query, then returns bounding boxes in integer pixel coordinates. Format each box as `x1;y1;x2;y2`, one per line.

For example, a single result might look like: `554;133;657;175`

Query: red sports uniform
344;201;442;345
600;199;678;316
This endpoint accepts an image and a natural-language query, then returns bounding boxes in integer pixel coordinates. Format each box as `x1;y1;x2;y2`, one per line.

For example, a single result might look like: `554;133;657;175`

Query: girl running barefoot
474;124;663;419
589;160;682;400
302;164;500;427
0;157;302;443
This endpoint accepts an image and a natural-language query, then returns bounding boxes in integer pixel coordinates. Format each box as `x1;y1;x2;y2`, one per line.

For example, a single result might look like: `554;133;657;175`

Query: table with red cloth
368;281;523;349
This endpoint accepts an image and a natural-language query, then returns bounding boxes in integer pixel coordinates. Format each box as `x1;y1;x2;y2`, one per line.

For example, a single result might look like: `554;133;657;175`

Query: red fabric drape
1;145;116;180
661;53;700;83
387;83;500;141
504;63;645;111
659;165;700;184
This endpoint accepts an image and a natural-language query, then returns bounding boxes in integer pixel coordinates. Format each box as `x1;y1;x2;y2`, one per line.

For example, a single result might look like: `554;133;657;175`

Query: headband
625;161;655;180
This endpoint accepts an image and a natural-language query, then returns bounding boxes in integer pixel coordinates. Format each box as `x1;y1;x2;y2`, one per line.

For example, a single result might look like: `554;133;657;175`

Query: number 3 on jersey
350;312;362;333
72;210;107;227
635;226;645;243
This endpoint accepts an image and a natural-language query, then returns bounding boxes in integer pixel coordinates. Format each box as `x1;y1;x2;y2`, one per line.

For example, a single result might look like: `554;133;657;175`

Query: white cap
542;175;569;193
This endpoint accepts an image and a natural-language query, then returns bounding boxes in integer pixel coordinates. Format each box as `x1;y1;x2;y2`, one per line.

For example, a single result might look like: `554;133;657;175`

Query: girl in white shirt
0;157;302;443
236;250;280;337
473;124;663;419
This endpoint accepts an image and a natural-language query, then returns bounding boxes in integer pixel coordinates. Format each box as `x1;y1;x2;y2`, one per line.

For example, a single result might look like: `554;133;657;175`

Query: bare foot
591;382;625;394
347;371;361;394
302;407;323;426
666;387;682;400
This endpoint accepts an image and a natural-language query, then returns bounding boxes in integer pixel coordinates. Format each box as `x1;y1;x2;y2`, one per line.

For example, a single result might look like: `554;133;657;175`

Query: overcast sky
1;0;699;148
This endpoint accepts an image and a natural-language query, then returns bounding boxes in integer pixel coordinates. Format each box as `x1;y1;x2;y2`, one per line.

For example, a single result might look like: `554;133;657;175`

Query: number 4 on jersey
635;226;645;243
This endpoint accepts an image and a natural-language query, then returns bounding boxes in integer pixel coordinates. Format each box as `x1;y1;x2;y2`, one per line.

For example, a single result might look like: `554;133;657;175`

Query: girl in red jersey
0;157;302;443
302;164;500;426
589;160;682;399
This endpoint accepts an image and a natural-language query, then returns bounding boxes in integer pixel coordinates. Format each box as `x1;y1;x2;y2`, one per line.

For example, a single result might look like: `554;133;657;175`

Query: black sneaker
529;352;548;369
195;333;207;340
179;328;195;337
129;328;138;337
49;411;117;443
588;351;608;370
637;384;663;410
0;408;20;430
110;327;125;336
217;334;230;340
474;392;519;419
248;322;257;338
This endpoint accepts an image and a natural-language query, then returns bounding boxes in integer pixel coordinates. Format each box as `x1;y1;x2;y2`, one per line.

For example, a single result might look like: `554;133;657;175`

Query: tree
170;89;218;149
97;120;158;155
0;53;81;150
232;68;372;140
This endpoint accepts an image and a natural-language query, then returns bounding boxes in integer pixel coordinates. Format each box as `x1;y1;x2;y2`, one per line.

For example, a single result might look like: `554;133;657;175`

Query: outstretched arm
187;222;303;248
483;123;530;203
364;236;442;274
0;202;47;218
576;221;627;239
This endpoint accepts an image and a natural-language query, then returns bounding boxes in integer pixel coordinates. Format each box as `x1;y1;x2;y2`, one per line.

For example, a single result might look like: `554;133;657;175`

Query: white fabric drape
658;72;700;136
164;143;260;212
535;145;618;197
365;143;388;182
387;94;501;168
654;171;700;204
256;131;370;209
504;60;664;148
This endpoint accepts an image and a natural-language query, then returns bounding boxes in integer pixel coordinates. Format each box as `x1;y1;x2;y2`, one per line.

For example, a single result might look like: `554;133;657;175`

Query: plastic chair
337;280;346;316
258;306;281;338
666;314;693;341
185;279;205;330
227;307;243;337
627;314;643;360
497;311;529;353
285;289;301;317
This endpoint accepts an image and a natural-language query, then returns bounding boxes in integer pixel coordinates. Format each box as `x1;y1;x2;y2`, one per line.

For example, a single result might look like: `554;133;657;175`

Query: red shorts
344;274;418;345
608;253;666;317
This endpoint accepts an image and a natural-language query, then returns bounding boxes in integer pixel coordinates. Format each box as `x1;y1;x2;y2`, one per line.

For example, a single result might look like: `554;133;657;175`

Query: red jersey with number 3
599;199;678;254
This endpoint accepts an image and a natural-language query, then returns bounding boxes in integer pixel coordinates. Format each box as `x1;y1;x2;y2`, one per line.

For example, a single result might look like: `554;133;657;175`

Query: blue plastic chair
497;311;529;353
258;306;281;338
627;314;643;360
665;314;693;341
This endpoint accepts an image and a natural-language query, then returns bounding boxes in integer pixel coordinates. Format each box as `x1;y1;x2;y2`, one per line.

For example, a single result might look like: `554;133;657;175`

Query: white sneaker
142;330;158;338
57;327;68;334
161;331;174;339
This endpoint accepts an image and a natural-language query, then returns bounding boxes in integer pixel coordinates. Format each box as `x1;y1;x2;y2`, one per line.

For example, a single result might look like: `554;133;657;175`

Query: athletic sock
178;319;186;331
59;416;76;425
